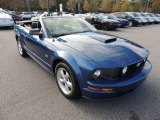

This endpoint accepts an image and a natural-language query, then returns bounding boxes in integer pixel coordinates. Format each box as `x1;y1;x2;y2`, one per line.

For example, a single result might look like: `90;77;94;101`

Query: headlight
122;67;128;75
92;68;120;80
93;70;101;79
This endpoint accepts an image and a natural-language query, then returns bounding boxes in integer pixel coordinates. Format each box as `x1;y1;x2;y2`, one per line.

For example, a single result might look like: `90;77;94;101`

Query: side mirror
29;29;43;36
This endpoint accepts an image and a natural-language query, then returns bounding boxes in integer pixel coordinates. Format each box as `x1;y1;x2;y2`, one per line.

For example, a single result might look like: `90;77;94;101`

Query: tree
129;0;142;12
152;0;160;13
9;0;25;11
91;0;99;12
121;1;132;12
112;2;121;12
30;0;40;11
83;0;90;12
132;1;142;12
39;0;55;10
100;0;110;12
66;0;77;11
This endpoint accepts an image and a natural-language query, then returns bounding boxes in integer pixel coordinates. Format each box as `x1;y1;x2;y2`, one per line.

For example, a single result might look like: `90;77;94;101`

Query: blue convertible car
14;17;152;99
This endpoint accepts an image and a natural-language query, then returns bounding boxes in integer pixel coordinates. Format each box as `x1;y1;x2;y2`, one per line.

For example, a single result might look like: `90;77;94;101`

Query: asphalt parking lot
0;25;160;120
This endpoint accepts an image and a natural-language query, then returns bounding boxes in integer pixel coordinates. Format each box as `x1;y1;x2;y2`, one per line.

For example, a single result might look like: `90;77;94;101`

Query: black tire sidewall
55;62;80;99
17;38;27;57
102;24;109;30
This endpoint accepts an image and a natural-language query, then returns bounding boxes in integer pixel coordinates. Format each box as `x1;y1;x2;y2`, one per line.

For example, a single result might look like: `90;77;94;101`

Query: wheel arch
51;51;85;88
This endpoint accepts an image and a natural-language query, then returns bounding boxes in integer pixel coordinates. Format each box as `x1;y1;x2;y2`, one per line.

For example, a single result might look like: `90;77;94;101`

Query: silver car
0;11;14;27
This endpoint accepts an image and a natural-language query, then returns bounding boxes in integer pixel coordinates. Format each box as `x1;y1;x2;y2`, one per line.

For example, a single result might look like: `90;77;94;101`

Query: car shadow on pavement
0;27;14;30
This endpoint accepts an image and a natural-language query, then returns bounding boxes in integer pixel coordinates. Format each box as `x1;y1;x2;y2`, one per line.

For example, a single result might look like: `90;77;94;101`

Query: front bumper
81;61;152;99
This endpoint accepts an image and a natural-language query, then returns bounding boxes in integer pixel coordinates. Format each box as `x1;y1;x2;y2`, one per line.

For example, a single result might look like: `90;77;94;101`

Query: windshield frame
41;17;97;38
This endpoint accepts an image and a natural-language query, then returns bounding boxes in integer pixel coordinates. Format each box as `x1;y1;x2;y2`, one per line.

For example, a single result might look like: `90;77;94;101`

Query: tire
128;21;133;27
55;62;80;99
17;38;28;57
102;24;109;31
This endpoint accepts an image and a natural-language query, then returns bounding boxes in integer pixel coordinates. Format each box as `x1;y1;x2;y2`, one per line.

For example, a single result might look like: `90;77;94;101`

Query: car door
22;31;54;69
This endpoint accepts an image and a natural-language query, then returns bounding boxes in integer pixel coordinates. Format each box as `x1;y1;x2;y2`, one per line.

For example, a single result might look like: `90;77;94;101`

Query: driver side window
121;13;126;18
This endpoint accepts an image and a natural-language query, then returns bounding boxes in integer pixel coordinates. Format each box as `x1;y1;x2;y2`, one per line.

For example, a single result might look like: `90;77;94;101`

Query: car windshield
141;13;147;17
129;12;139;17
109;14;117;19
98;15;109;19
136;13;142;17
127;13;134;18
43;17;96;37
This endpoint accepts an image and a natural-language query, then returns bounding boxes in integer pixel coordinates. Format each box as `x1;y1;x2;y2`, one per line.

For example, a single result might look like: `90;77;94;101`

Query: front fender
51;50;99;88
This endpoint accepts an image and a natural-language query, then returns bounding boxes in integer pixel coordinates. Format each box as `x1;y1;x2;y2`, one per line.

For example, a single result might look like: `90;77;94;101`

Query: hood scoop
88;35;117;44
104;37;117;43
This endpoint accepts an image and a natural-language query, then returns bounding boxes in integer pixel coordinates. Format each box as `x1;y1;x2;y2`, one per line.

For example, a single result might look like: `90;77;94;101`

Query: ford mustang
14;17;152;99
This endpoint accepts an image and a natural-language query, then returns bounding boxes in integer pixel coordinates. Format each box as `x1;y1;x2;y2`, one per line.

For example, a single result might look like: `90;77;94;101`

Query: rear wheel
17;38;28;57
128;21;133;27
55;62;80;99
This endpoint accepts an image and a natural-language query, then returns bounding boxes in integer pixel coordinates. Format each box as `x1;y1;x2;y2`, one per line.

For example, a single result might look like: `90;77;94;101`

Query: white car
21;12;32;20
0;11;14;27
31;12;48;21
74;14;87;19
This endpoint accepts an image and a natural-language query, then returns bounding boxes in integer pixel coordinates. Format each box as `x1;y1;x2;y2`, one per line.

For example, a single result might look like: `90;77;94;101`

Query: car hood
0;13;12;19
57;32;149;68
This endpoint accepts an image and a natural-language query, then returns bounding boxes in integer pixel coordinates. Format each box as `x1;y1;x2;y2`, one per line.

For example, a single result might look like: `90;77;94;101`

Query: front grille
100;60;146;80
120;60;146;79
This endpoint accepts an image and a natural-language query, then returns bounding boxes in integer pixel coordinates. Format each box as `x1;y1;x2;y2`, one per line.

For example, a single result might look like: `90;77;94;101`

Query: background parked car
0;10;14;27
107;14;129;27
147;13;160;23
74;14;87;19
154;14;160;22
112;12;142;27
141;13;155;24
20;12;32;20
128;12;148;25
3;9;15;15
86;14;120;30
32;11;42;17
12;14;23;22
31;12;48;21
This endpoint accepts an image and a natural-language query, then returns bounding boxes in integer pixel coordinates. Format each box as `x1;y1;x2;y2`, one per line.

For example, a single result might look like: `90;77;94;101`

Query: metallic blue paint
14;21;152;99
116;18;129;27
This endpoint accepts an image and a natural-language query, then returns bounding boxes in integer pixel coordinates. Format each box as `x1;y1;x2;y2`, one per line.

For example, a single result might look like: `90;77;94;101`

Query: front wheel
102;24;109;31
17;38;28;57
55;62;80;99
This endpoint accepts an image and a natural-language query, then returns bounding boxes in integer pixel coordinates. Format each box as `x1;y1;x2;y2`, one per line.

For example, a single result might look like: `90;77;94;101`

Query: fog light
122;67;128;75
93;70;101;79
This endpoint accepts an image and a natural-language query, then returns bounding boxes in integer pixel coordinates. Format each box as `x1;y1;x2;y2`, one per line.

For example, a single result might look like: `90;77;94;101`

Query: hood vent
89;35;117;44
105;38;117;43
